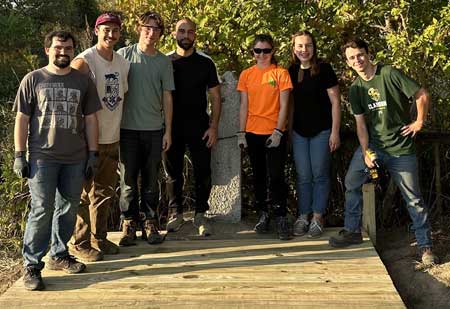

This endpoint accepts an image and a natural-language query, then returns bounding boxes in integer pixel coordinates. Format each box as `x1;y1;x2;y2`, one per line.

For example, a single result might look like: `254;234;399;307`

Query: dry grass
0;238;22;295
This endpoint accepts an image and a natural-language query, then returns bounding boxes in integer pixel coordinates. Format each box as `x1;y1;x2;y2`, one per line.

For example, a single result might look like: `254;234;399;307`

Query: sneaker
421;247;439;266
193;212;211;237
118;219;137;247
276;216;292;240
92;238;120;255
329;229;363;248
308;219;324;238
47;256;86;274
254;211;270;234
23;267;45;291
293;216;309;236
166;213;185;232
144;219;165;244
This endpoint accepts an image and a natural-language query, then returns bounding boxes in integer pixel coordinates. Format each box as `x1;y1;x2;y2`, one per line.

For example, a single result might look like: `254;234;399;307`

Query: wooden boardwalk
0;226;404;308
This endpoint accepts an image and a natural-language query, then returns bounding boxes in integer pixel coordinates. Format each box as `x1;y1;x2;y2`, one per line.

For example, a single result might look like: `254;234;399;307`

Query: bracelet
274;128;283;134
14;151;26;158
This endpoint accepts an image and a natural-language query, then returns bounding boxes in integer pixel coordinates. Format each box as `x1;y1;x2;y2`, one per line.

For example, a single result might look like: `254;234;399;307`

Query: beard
177;38;194;51
54;55;70;68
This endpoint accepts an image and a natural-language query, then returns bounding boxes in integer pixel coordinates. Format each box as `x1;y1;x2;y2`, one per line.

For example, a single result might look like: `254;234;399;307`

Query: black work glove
13;151;30;178
84;151;98;180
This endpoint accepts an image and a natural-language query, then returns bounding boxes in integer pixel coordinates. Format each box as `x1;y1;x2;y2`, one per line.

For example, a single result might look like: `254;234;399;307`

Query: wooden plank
362;183;377;245
0;228;403;308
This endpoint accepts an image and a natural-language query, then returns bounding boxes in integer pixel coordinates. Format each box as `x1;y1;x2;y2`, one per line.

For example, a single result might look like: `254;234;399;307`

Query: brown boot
92;238;120;255
69;243;103;262
118;219;137;247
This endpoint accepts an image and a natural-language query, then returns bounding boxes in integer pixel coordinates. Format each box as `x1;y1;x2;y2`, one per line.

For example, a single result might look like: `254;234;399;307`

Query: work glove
84;151;98;180
266;129;283;148
237;131;247;149
13;151;30;178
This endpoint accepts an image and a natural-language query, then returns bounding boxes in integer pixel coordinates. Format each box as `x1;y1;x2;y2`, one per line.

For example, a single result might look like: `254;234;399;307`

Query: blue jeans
119;129;163;220
292;130;331;216
344;146;432;248
23;159;85;270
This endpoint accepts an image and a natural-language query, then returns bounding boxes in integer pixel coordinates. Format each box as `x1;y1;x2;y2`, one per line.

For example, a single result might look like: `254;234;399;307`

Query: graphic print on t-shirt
102;72;122;111
367;87;387;113
38;82;80;134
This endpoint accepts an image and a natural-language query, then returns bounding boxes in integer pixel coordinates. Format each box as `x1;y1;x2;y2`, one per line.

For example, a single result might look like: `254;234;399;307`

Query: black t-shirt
288;62;338;137
168;50;220;136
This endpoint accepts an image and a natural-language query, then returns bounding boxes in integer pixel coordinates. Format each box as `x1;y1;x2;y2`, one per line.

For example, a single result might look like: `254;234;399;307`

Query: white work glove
237;131;247;148
266;129;283;148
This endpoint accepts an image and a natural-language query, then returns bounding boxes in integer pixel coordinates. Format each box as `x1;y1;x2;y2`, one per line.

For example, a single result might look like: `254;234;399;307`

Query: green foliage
0;101;29;242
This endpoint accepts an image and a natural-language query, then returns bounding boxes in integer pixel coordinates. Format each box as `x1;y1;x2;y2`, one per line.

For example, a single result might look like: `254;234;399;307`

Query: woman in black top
288;30;341;237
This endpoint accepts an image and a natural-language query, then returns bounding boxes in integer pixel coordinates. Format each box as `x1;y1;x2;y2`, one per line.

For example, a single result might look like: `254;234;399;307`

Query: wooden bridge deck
0;227;404;308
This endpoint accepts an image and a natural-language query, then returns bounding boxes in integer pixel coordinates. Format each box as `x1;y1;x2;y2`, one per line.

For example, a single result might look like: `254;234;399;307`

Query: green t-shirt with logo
349;64;420;156
118;44;175;130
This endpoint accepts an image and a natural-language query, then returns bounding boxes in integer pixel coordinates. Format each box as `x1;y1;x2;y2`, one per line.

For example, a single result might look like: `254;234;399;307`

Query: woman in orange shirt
237;34;293;240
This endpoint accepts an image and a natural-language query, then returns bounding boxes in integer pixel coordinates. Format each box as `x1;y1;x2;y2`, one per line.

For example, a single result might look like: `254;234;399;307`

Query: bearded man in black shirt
163;18;221;236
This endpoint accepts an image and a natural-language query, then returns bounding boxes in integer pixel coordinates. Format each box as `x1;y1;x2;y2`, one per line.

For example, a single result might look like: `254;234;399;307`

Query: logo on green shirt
368;87;380;101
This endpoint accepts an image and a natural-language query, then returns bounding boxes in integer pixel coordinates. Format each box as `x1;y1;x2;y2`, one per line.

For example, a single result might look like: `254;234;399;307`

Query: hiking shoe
23;267;45;291
276;216;292;240
254;211;270;234
118;219;137;247
69;243;103;262
166;213;185;232
308;219;324;238
293;216;309;236
144;219;165;244
329;229;363;248
92;238;120;255
47;256;86;274
421;247;439;266
193;212;211;237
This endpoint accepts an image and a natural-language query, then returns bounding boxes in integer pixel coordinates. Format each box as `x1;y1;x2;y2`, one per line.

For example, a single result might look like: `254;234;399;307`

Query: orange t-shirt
237;64;293;134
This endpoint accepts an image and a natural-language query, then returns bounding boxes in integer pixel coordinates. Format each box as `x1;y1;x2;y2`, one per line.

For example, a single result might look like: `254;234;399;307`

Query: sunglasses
253;48;272;54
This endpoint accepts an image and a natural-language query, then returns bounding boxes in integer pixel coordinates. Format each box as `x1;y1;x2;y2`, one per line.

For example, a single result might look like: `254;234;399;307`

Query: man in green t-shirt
117;11;174;246
329;38;437;266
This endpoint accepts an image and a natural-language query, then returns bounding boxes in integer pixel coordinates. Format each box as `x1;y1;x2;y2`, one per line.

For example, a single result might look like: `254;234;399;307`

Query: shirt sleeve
122;58;130;94
349;83;365;115
278;68;293;91
321;62;338;89
237;69;248;92
207;59;220;89
82;77;102;115
389;66;420;99
288;64;297;85
13;72;34;115
161;57;175;91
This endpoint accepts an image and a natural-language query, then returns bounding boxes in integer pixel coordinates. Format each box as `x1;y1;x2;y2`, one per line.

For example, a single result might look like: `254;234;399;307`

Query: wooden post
362;183;376;245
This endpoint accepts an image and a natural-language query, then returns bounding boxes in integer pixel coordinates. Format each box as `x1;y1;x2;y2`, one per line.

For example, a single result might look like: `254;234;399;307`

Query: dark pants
246;132;287;216
119;129;163;220
163;133;211;214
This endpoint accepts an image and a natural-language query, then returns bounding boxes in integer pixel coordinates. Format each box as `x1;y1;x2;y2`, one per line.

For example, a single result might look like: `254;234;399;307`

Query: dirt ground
1;216;449;308
377;226;450;308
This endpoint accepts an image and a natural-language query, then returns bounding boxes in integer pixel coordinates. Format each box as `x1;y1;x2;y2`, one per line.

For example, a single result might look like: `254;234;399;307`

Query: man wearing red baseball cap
69;12;130;262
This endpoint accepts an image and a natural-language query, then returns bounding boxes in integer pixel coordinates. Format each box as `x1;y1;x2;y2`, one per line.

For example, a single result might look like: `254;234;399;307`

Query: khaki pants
72;142;119;247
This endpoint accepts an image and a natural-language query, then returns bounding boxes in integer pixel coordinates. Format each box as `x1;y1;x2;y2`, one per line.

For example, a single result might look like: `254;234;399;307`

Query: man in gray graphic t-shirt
13;30;101;291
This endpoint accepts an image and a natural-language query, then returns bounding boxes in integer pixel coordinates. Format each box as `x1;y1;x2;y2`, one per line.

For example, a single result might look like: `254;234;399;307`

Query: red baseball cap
95;13;122;28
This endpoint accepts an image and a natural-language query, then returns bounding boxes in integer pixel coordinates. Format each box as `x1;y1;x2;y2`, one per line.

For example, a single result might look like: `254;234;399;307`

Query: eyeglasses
51;46;74;52
253;48;272;54
141;25;162;33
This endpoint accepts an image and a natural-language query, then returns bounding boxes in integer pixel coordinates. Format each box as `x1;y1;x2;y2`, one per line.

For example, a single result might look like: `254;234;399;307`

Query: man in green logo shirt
329;38;437;266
